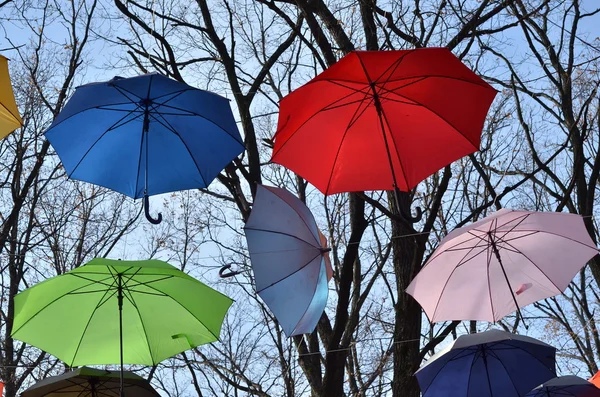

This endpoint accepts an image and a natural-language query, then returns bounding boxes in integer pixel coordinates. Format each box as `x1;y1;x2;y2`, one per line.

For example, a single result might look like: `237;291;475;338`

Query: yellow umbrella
0;55;22;139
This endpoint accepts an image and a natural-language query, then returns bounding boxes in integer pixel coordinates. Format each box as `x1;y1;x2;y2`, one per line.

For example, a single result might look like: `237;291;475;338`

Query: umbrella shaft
490;237;527;328
117;274;124;397
371;89;401;211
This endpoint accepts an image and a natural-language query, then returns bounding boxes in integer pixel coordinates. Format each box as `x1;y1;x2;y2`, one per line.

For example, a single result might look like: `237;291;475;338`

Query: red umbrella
271;48;497;197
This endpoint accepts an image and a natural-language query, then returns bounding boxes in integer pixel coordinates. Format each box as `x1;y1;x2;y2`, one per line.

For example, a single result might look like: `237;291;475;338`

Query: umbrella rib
484;346;521;395
137;283;221;342
322;79;371;95
68;108;146;178
381;74;495;89
373;51;410;84
424;233;485;262
500;228;598;250
419;347;471;394
10;274;116;336
121;284;156;364
109;84;145;103
499;341;556;372
354;54;410;189
287;258;326;336
378;103;411;189
384;89;480;149
259;189;323;243
153;101;244;145
147;112;209;186
0;102;21;124
429;241;486;320
323;89;373;195
244;227;322;248
495;238;563;293
320;96;372;112
271;85;371;159
256;252;322;294
70;277;121;366
488;220;499;320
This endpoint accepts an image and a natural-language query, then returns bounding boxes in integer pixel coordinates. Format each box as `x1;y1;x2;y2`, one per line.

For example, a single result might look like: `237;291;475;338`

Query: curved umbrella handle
144;195;163;225
219;264;241;278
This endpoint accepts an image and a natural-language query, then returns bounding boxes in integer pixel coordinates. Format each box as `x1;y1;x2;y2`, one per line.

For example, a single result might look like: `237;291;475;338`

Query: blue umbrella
415;329;556;397
244;184;332;336
526;376;600;397
45;73;244;223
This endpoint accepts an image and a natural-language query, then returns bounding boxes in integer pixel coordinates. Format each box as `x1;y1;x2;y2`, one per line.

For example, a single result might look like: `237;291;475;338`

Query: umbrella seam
121;282;156;364
243;227;322;249
288;256;326;336
493;238;563;293
428;240;486;321
484;344;522;396
152;101;244;146
146;111;208;187
256;251;322;294
323;88;374;195
138;282;221;343
259;187;322;243
70;276;120;366
11;273;115;337
355;53;411;190
271;84;368;161
65;105;146;187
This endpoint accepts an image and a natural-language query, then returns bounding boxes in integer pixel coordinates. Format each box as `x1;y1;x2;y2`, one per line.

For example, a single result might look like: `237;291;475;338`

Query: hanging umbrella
44;73;245;224
406;209;598;324
526;376;600;397
244;184;332;336
12;258;232;396
271;48;497;205
415;329;556;397
21;367;160;397
0;55;22;139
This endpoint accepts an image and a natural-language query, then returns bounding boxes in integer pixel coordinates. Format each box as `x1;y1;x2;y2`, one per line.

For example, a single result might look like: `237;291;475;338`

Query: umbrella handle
219;264;241;278
144;195;163;225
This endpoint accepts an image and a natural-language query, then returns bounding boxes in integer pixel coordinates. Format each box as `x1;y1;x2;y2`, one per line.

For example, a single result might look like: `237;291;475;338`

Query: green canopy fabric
12;258;233;367
21;367;160;397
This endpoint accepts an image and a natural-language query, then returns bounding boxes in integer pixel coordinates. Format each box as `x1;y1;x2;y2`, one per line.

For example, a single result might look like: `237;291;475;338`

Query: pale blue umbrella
244;184;332;336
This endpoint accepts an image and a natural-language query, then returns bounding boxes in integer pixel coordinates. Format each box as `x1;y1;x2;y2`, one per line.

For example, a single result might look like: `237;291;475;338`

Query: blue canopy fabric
415;329;556;397
526;376;600;397
244;184;332;337
45;73;244;199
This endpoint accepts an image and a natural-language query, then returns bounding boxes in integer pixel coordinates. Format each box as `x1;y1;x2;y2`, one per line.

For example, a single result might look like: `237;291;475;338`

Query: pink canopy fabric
406;209;598;322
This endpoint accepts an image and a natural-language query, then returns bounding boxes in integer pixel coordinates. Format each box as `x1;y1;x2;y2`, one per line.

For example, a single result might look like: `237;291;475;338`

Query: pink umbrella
406;209;598;323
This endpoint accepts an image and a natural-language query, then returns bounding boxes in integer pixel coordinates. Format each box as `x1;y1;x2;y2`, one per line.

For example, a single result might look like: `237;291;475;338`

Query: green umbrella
12;258;232;396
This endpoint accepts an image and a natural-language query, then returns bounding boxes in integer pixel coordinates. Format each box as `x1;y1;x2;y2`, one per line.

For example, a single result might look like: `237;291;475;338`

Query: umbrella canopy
12;258;232;366
406;209;598;323
0;55;22;139
44;73;244;223
415;329;556;397
21;367;160;397
591;371;600;388
271;48;497;196
244;184;332;336
526;376;600;397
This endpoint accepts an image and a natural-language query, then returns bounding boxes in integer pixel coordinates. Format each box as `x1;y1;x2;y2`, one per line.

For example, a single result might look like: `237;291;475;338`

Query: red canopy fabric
271;48;497;195
591;371;600;387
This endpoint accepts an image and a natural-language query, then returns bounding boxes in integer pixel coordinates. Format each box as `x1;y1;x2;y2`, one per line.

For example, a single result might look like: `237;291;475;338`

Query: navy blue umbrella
415;329;556;397
526;376;600;397
45;73;244;223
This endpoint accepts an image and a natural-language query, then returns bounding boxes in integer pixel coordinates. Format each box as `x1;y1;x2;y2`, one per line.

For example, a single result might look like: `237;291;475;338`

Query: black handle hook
219;264;241;278
144;195;163;225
